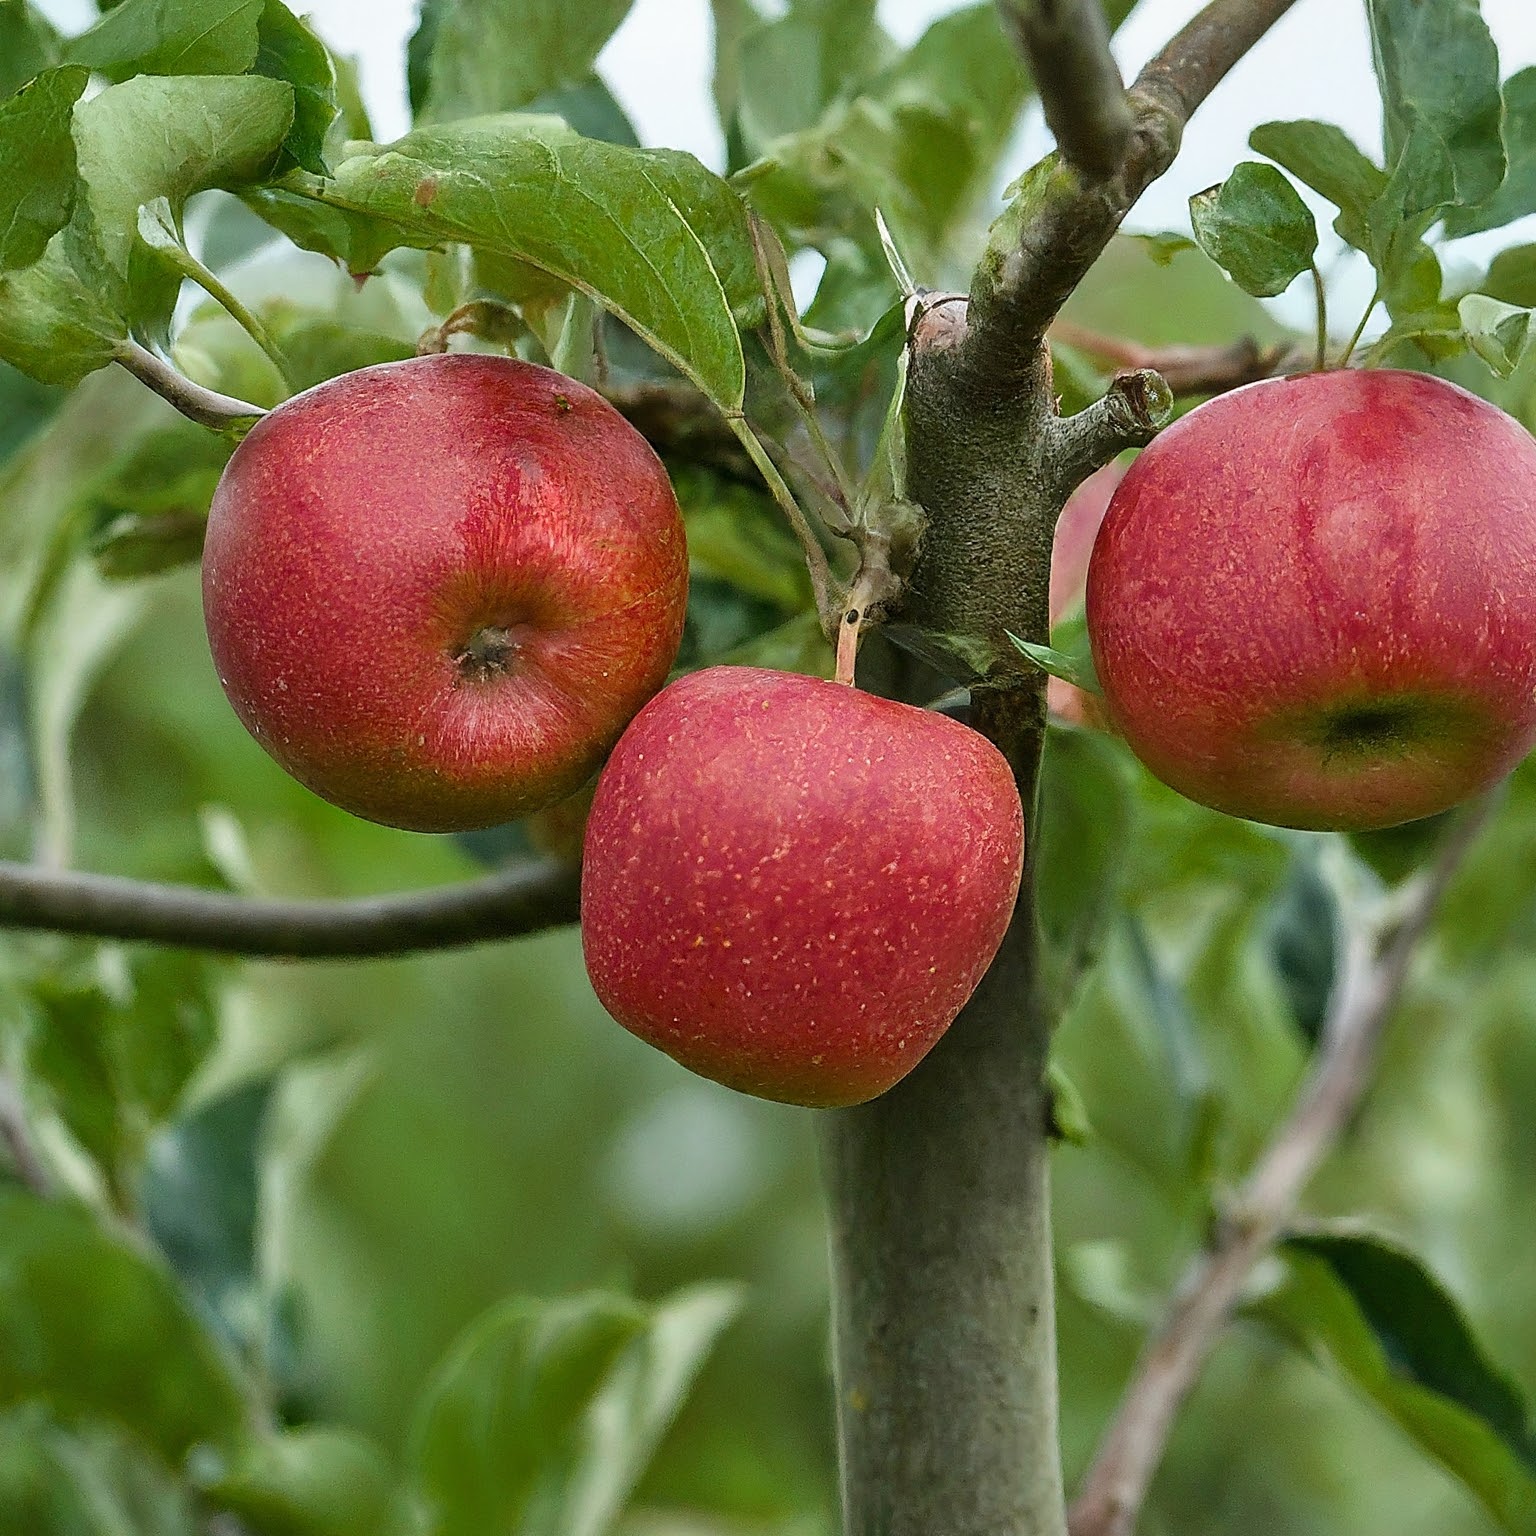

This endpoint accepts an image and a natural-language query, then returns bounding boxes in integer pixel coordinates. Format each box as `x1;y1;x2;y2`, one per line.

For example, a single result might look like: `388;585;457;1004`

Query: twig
0;1071;51;1197
968;0;1304;368
0;857;581;959
1050;368;1172;493
997;0;1134;181
112;342;266;436
1049;321;1302;395
1067;797;1495;1536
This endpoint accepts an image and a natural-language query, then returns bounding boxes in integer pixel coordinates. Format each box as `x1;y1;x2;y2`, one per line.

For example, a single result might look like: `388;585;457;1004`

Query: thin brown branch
0;1071;52;1197
968;0;1303;373
998;0;1134;182
0;857;581;959
112;342;266;436
1067;797;1496;1536
1049;321;1303;396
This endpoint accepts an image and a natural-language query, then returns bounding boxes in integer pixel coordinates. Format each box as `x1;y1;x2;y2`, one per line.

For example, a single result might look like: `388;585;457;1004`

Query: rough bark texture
820;311;1069;1533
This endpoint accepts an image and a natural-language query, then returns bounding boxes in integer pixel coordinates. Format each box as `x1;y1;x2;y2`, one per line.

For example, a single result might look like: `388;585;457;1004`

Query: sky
33;0;1536;328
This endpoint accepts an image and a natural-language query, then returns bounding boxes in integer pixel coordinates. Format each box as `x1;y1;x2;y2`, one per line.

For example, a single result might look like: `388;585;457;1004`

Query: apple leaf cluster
1182;0;1536;375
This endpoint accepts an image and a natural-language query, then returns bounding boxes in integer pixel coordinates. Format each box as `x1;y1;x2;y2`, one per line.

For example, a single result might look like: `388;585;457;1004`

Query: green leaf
64;0;265;79
1259;1230;1536;1533
1366;0;1504;217
240;185;425;277
0;1190;247;1462
734;0;883;149
1007;631;1099;694
0;361;62;469
411;1292;648;1536
142;1079;271;1358
0;67;88;272
746;4;1027;275
412;1285;740;1536
1128;231;1196;267
1481;243;1536;308
199;1427;402;1536
0;1411;199;1536
1189;162;1317;299
1262;840;1338;1048
254;1;339;176
526;74;639;147
320;118;751;407
72;73;295;329
419;0;635;122
0;2;60;98
674;465;813;611
558;1284;742;1536
1037;721;1135;1004
28;949;221;1199
1459;292;1533;377
1444;67;1536;238
0;74;295;384
1249;119;1387;250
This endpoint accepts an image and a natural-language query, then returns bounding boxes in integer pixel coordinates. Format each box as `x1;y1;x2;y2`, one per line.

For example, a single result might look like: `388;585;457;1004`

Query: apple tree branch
997;0;1133;182
0;857;581;959
1066;798;1495;1536
967;0;1303;378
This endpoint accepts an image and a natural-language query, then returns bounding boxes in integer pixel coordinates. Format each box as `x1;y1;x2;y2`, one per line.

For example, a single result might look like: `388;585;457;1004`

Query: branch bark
822;689;1065;1536
967;0;1303;377
1067;798;1495;1536
998;0;1133;181
0;857;581;959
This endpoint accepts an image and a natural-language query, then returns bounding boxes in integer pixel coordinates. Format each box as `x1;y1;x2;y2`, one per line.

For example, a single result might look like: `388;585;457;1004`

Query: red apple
580;667;1024;1107
1048;460;1124;729
1086;368;1536;830
202;354;688;832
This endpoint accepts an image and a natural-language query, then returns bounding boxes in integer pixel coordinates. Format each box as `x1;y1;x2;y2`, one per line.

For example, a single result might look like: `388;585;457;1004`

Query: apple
580;666;1024;1107
1086;368;1536;830
202;353;688;832
1048;460;1124;729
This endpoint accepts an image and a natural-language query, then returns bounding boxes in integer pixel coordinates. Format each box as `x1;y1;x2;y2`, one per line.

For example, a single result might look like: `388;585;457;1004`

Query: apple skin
202;354;688;832
1048;461;1124;729
580;667;1024;1107
1086;368;1536;831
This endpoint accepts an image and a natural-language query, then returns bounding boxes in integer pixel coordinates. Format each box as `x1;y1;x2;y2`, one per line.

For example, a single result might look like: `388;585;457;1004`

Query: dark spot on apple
1312;695;1474;763
454;625;521;683
553;394;572;413
414;176;439;207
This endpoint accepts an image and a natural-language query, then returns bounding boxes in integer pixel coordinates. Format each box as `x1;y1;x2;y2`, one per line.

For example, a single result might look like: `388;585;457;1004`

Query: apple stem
1338;282;1382;369
1309;260;1329;372
835;608;860;685
112;342;266;438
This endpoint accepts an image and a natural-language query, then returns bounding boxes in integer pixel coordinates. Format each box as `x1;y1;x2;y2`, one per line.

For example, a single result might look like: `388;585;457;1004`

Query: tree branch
1067;797;1495;1536
0;857;581;959
1050;321;1303;396
1049;368;1171;493
968;0;1303;375
0;1071;52;1197
112;342;266;436
997;0;1133;182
